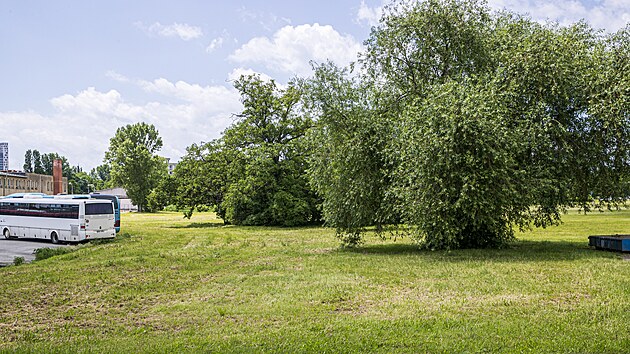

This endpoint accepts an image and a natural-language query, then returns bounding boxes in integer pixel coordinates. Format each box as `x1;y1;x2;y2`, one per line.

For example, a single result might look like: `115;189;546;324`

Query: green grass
1;210;629;353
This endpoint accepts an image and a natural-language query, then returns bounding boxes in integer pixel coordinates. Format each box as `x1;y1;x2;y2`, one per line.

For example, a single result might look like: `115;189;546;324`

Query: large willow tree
307;0;629;249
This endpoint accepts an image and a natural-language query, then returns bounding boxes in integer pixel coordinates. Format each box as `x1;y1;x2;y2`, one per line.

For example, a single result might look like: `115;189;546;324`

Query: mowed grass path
1;210;629;353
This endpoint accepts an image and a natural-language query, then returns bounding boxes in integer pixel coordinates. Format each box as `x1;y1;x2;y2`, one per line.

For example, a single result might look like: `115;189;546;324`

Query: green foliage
89;164;112;190
397;79;528;249
173;75;320;226
34;247;72;261
23;150;69;176
12;256;24;266
104;122;167;211
304;63;399;243
584;25;630;204
69;171;91;194
221;75;319;226
393;15;606;249
171;140;231;219
306;0;629;249
23;150;32;173
31;150;43;174
146;174;177;212
41;153;61;175
163;204;179;212
362;0;492;98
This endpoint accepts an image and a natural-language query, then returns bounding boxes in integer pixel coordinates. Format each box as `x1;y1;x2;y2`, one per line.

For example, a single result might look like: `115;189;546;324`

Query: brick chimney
53;159;63;195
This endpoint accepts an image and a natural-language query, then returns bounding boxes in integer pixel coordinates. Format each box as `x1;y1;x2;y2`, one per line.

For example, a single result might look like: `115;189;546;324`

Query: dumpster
588;235;630;252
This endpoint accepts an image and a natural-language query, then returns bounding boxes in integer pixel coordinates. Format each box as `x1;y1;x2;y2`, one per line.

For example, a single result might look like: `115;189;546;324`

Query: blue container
588;235;630;252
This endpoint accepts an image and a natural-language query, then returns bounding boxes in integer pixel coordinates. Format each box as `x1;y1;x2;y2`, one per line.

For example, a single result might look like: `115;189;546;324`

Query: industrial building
0;160;68;197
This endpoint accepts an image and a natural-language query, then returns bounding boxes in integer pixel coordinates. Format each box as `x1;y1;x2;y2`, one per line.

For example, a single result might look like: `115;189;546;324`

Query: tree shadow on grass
168;222;226;229
342;239;620;263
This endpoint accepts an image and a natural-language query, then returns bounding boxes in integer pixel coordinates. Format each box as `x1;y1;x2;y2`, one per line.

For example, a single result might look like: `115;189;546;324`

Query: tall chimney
53;159;63;195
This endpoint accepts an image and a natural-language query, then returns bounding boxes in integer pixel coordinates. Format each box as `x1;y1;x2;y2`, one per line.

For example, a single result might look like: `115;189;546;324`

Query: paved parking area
0;238;69;266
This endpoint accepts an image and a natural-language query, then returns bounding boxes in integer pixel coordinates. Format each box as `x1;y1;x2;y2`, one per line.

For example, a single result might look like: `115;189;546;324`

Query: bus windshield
85;203;113;215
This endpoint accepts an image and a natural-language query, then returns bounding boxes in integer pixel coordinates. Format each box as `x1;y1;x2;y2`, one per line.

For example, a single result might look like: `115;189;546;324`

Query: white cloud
229;24;364;77
105;70;130;83
1;79;242;170
356;0;383;26
137;78;241;114
237;7;291;32
227;68;276;83
206;37;225;53
487;0;629;32
51;88;125;118
136;21;203;41
356;0;628;33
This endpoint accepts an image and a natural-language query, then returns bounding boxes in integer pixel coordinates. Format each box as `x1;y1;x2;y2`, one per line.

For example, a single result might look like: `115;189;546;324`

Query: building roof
0;171;27;178
94;187;128;199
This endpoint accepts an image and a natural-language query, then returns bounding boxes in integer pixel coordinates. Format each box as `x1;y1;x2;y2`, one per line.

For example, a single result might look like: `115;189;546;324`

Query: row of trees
90;0;628;249
23;149;111;194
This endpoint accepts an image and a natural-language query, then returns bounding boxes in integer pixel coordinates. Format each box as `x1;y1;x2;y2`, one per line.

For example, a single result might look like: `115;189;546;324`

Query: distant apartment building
168;162;177;175
165;157;177;175
0;142;8;171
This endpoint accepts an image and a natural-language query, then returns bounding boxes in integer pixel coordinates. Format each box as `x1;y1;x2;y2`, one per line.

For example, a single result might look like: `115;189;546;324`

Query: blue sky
1;0;628;171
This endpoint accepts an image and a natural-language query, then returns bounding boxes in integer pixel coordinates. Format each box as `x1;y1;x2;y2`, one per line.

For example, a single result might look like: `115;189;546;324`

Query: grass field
1;210;629;353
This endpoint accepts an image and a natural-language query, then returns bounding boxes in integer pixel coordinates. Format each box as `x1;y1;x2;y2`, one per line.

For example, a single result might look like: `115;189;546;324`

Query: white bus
0;198;116;243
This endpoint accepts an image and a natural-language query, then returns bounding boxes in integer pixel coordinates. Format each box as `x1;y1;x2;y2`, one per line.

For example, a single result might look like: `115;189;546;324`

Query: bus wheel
51;232;59;244
3;229;10;240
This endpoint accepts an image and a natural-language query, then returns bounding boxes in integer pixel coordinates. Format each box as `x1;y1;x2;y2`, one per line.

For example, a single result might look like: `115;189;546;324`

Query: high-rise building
0;142;8;171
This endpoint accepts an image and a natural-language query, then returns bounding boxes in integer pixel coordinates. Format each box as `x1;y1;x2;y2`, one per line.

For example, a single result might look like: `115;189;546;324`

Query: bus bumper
85;230;116;240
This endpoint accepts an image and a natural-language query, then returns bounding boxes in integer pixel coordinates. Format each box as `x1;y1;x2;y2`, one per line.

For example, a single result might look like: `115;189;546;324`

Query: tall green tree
304;62;399;244
89;164;111;190
104;122;167;212
23;150;33;172
174;75;319;226
31;150;43;174
583;25;630;204
220;75;319;226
